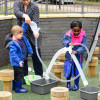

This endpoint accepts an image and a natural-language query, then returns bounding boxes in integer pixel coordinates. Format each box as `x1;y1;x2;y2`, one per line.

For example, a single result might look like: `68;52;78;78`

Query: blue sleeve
23;36;33;54
21;22;28;36
76;35;88;55
62;34;71;47
9;43;21;64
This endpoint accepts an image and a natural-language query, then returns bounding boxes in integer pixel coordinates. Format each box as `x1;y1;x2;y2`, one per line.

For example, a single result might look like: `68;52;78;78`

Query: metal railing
0;0;13;15
44;0;100;13
0;0;100;15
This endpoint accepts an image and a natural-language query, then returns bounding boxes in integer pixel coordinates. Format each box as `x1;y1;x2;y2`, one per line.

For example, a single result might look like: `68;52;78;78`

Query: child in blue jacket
6;23;33;93
62;20;87;91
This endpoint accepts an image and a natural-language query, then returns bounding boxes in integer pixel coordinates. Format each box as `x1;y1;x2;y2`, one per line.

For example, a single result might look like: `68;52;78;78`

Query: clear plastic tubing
72;54;88;86
30;22;89;86
35;38;90;86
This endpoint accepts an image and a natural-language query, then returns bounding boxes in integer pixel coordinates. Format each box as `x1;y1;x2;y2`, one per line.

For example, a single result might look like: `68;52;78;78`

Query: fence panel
0;0;13;15
83;0;100;13
39;0;82;13
0;0;100;15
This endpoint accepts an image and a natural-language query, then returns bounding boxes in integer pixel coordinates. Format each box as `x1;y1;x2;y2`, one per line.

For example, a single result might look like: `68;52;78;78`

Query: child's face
14;33;23;40
72;27;81;36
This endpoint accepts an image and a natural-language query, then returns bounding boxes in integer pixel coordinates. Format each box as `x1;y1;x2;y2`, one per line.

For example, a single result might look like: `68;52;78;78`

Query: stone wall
0;14;100;67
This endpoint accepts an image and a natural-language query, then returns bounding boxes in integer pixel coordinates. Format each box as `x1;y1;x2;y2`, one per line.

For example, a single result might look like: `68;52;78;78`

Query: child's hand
19;61;24;67
71;50;77;55
33;32;39;39
69;42;74;46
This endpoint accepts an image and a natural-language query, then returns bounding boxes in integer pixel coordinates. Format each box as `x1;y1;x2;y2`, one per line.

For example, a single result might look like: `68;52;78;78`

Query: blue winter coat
62;32;87;63
8;23;33;67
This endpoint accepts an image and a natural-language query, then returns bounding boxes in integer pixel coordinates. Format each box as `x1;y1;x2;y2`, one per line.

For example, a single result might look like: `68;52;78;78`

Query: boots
15;81;28;93
67;77;71;91
12;80;25;90
72;77;79;91
67;82;71;91
12;80;16;90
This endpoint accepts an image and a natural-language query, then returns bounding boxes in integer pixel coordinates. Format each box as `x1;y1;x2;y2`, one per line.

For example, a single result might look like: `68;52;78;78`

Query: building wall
0;14;100;67
0;19;12;66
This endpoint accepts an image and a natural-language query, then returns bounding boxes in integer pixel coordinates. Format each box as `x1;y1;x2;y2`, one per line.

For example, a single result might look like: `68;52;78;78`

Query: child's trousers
12;66;28;93
13;66;24;81
23;59;28;76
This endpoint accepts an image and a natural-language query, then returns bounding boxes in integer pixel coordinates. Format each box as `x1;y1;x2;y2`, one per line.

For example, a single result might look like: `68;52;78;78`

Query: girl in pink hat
62;20;87;91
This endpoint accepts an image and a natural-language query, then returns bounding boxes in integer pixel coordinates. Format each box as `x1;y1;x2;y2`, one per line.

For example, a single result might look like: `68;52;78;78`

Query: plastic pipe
30;21;89;86
35;38;89;86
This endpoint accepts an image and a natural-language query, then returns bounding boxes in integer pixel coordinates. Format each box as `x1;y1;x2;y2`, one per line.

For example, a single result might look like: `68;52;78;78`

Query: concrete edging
0;13;100;20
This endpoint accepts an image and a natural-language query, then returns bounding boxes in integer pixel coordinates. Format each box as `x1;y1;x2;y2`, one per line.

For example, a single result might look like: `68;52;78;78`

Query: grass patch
0;6;13;15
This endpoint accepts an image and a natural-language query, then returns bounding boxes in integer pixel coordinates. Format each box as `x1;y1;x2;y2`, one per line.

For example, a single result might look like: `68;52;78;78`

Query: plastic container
30;21;40;33
30;78;58;94
80;86;100;100
24;75;41;85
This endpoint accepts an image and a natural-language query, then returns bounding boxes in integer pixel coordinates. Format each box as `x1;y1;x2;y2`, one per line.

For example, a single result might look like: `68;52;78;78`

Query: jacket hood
4;33;13;48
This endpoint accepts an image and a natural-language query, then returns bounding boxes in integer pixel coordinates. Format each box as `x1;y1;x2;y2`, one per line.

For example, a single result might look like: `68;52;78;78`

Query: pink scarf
66;29;85;45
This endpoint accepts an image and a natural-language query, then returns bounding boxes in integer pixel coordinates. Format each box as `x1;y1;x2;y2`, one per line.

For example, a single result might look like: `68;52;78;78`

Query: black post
5;0;7;15
46;0;48;14
81;0;84;14
59;0;61;9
